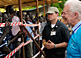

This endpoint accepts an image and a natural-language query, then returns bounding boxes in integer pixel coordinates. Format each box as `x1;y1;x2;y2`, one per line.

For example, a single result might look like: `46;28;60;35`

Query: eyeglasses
47;13;53;15
47;12;58;15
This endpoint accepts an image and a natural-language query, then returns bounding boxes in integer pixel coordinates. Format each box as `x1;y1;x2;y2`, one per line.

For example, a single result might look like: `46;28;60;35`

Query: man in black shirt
42;7;70;58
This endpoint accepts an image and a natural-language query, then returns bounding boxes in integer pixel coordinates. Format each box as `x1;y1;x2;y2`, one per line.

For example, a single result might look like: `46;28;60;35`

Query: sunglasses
47;13;53;15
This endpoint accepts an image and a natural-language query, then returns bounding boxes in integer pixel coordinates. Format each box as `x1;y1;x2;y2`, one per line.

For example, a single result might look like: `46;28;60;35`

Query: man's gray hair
65;0;81;19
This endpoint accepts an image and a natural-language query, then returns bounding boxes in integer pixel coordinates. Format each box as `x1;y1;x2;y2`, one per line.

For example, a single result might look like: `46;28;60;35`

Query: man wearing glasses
42;7;70;58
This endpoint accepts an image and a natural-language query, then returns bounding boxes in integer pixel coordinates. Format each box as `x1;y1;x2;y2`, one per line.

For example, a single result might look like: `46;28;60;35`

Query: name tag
50;31;56;36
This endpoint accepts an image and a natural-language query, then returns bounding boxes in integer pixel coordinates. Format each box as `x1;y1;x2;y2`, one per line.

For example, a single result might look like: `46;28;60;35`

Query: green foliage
50;0;67;16
15;5;42;11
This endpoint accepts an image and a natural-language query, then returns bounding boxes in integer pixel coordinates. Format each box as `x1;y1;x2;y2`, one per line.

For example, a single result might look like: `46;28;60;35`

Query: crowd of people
0;7;47;58
0;0;81;58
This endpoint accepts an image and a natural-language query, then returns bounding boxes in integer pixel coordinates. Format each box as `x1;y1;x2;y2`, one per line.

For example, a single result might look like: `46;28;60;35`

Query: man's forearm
55;42;68;48
0;33;7;45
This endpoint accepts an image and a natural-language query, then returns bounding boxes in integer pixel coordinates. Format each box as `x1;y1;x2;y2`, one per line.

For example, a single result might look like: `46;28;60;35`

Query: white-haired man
62;0;81;58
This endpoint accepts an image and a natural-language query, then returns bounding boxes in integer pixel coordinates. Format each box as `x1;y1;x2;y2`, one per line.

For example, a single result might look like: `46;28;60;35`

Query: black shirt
42;20;70;58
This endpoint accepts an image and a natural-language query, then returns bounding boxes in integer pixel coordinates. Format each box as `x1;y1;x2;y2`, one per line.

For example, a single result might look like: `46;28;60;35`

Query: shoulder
42;23;50;33
57;20;68;30
73;27;81;43
44;23;50;29
75;26;81;36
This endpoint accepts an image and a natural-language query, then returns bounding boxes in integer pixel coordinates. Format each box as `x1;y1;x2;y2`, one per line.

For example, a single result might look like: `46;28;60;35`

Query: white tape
4;42;24;58
32;45;44;58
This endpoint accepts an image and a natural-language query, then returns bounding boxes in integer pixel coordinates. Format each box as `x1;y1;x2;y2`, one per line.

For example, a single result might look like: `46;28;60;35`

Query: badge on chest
50;25;58;36
50;31;56;36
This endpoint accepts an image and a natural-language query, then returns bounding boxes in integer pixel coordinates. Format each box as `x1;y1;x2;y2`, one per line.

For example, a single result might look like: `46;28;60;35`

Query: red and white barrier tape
23;24;40;27
10;22;23;26
0;23;5;27
4;34;39;58
4;42;24;58
32;45;44;58
0;22;40;27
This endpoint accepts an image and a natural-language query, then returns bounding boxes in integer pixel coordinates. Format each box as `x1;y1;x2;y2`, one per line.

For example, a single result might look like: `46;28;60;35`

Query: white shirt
11;16;20;36
39;22;46;40
51;24;55;28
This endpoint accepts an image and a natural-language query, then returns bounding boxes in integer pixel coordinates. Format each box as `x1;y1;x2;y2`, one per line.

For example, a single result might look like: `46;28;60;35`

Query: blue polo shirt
25;21;34;41
67;20;81;58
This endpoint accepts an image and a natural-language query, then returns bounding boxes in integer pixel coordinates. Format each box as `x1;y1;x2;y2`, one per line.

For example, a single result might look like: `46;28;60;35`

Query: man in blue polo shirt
62;0;81;58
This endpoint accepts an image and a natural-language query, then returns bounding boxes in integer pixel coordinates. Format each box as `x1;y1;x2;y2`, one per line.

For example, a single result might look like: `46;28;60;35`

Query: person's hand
46;40;55;49
43;41;51;49
43;42;48;48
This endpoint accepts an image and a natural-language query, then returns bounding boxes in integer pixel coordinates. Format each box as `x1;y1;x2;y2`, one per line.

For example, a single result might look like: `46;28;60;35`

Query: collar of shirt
72;20;81;31
51;24;55;28
48;20;59;28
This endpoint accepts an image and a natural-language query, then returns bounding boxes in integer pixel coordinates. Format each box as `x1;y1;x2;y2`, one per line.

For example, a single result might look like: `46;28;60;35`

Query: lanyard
73;24;81;33
69;24;81;39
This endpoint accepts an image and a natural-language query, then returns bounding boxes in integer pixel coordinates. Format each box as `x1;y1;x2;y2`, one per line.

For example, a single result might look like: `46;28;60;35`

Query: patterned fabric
0;27;7;57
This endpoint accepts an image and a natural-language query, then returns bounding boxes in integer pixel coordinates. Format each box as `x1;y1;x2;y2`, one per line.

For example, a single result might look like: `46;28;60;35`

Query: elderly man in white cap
42;7;70;58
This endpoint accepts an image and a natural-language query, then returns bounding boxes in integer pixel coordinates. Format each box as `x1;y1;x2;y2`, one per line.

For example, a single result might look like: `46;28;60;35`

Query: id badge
50;31;56;36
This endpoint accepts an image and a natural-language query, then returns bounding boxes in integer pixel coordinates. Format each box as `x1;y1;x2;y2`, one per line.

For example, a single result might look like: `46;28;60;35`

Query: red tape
0;22;40;27
4;42;24;58
4;34;39;58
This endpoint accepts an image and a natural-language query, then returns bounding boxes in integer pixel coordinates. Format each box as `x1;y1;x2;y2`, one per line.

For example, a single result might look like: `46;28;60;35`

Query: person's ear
74;12;78;19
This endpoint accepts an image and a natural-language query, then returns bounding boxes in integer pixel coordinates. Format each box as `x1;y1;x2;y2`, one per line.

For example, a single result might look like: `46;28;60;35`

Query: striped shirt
0;27;7;57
